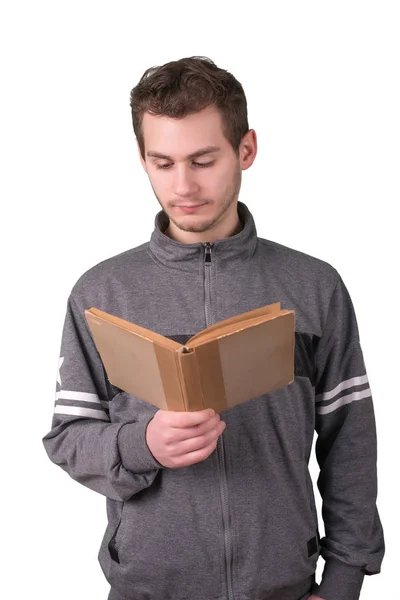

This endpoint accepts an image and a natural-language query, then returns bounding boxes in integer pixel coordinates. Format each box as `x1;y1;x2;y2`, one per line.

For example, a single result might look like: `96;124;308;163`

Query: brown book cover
85;303;295;412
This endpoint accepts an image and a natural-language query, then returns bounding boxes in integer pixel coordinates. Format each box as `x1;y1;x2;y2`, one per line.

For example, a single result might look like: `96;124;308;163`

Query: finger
171;420;226;454
172;438;221;468
167;414;221;443
166;408;216;429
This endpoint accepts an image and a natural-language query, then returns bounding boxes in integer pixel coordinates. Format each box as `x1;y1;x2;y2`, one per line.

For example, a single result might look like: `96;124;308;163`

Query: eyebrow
146;146;221;161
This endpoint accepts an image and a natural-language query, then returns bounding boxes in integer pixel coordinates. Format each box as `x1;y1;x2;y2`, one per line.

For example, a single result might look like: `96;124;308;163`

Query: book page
86;308;182;352
187;303;282;347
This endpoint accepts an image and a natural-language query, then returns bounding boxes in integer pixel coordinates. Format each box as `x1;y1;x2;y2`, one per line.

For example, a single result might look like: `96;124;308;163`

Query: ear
239;129;257;171
137;140;147;172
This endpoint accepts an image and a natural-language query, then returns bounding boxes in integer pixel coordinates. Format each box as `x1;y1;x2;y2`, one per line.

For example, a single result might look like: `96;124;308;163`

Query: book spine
192;341;227;413
153;345;186;411
177;350;205;411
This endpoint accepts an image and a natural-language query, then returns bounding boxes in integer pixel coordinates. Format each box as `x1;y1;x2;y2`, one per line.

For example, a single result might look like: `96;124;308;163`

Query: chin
176;218;216;234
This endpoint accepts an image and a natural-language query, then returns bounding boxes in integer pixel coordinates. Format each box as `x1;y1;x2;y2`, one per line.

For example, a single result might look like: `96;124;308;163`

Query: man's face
139;106;245;236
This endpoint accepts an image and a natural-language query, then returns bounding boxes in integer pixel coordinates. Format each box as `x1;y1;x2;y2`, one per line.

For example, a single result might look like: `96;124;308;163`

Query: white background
1;1;398;598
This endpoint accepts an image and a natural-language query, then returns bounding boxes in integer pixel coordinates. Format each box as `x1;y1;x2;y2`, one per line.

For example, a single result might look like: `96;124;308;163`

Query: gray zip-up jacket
43;202;384;600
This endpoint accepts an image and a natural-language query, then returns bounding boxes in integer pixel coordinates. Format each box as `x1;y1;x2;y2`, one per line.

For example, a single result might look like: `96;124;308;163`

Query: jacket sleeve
312;274;385;600
42;294;162;502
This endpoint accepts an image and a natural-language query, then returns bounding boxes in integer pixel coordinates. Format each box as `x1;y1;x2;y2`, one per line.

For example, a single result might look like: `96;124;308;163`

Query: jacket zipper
203;242;235;600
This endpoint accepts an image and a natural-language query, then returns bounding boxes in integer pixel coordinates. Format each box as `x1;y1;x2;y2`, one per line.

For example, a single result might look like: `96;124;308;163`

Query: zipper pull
203;242;213;264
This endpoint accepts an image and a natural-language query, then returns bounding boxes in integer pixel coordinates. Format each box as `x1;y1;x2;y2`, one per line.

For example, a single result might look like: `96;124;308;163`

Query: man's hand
146;408;226;468
308;595;325;600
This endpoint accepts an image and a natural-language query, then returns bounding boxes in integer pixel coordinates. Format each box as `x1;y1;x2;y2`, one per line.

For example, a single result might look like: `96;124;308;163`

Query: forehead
142;106;230;157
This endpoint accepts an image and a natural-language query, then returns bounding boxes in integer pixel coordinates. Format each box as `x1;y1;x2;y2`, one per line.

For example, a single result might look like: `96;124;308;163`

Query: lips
174;203;206;213
175;203;205;208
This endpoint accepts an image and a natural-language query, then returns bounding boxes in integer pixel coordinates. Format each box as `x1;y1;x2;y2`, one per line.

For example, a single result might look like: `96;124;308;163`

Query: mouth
174;203;207;213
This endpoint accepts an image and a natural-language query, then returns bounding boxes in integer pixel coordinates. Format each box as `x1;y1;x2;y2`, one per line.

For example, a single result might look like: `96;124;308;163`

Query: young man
43;57;384;600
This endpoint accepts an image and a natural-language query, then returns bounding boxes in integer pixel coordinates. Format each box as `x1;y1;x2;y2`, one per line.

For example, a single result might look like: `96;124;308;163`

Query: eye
155;161;214;170
192;161;214;168
155;163;172;170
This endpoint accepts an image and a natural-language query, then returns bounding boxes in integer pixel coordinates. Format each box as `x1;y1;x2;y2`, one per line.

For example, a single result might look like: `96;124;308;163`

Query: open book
85;303;295;413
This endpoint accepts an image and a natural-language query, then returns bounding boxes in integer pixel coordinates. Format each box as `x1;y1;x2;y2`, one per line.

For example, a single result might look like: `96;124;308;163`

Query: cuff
118;419;164;473
313;558;364;600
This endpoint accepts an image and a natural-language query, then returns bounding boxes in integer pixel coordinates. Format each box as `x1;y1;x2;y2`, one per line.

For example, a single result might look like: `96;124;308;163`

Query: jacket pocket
108;502;125;564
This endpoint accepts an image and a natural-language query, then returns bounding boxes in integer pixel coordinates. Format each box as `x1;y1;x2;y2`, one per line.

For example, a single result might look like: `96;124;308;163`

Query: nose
173;165;199;198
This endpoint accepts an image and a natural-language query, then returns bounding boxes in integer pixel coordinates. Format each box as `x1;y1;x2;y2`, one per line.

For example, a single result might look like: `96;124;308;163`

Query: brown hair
130;56;249;159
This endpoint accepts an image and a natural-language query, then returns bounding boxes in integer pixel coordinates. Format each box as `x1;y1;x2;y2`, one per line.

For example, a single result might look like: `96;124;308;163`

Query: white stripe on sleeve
54;405;110;421
316;375;369;403
316;387;372;415
55;389;109;410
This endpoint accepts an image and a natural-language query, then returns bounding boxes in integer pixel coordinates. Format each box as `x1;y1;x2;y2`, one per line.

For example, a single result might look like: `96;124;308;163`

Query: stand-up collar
149;202;258;269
